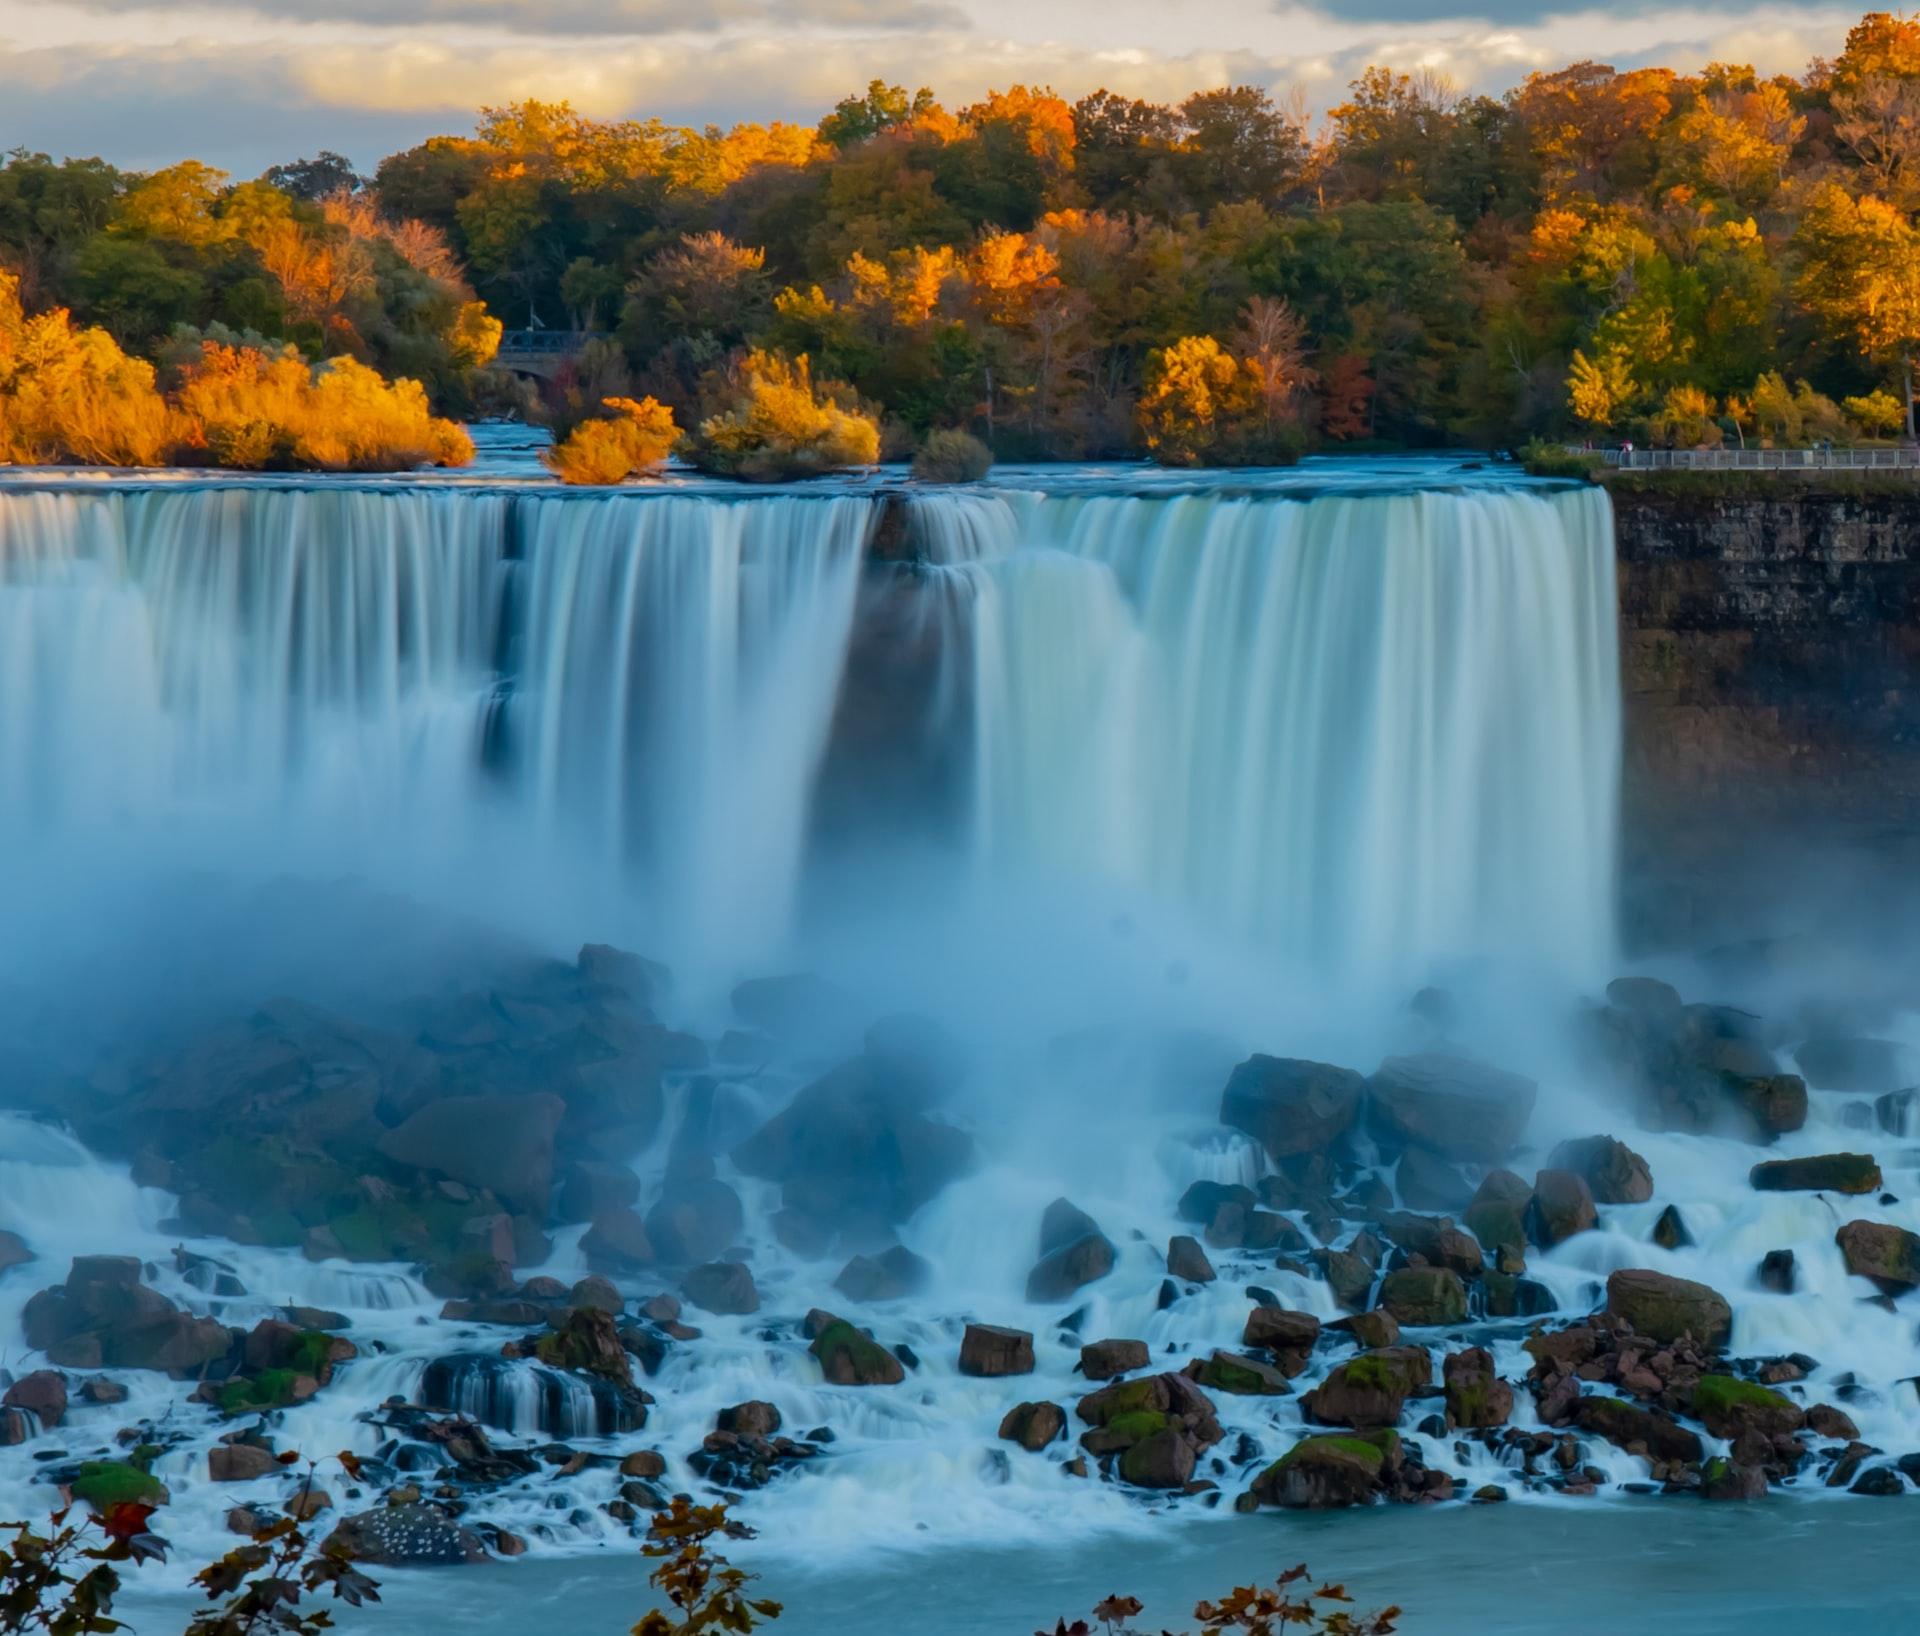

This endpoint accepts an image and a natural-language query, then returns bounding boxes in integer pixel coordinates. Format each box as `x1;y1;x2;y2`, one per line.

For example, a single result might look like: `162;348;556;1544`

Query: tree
1176;87;1305;210
818;81;938;149
543;394;680;484
265;152;365;201
685;348;879;479
1567;346;1637;431
1795;182;1920;437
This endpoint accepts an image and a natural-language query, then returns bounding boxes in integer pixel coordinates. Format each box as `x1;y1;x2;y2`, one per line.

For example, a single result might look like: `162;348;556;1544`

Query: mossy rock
1105;1409;1171;1445
216;1369;304;1416
1690;1374;1804;1437
72;1461;168;1511
1254;1430;1399;1509
810;1320;905;1386
1378;1266;1467;1327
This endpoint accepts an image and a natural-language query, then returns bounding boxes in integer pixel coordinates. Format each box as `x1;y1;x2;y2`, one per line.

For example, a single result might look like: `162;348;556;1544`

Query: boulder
1166;1235;1215;1283
1807;1403;1860;1440
1026;1202;1116;1302
0;1231;32;1272
22;1258;233;1376
1525;1171;1597;1249
533;1306;633;1387
644;1176;745;1266
998;1401;1065;1451
1075;1371;1223;1476
1750;1154;1882;1195
1118;1427;1201;1488
1193;1350;1292;1396
863;1013;969;1103
1080;1338;1150;1380
810;1317;905;1386
1242;1306;1321;1373
1757;1249;1796;1294
1395;1149;1472;1212
1251;1431;1399;1509
959;1324;1034;1377
376;1094;563;1216
1461;1170;1531;1254
1875;1089;1917;1138
1548;1136;1653;1204
324;1503;487;1566
680;1261;759;1317
1177;1181;1254;1224
580;1207;654;1272
833;1246;932;1303
555;1160;640;1225
1703;1458;1768;1501
1377;1213;1484;1277
716;1401;781;1438
1332;1310;1401;1349
1378;1266;1467;1327
1367;1054;1536;1163
1313;1248;1375;1312
1688;1375;1804;1439
1302;1347;1433;1428
1443;1348;1512;1428
1572;1396;1703;1463
1219;1056;1365;1161
730;973;864;1041
1605;976;1682;1018
1651;1204;1693;1250
1835;1220;1920;1290
209;1444;277;1482
1604;1269;1732;1349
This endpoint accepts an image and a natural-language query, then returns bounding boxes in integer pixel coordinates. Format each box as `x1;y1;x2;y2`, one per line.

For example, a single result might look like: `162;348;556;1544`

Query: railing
1595;445;1920;470
497;330;610;356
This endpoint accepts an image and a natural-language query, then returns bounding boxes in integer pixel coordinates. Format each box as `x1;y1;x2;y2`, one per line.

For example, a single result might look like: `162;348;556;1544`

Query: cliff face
1612;483;1920;946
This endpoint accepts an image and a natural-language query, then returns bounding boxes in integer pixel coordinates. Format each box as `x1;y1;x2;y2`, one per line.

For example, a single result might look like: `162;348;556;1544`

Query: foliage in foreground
1039;1565;1399;1636
684;349;880;480
543;394;681;484
911;425;994;481
634;1497;781;1636
0;272;472;471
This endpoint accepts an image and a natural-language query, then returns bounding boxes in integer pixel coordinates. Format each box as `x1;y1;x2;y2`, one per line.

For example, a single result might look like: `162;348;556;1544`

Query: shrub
635;1498;780;1636
1137;334;1305;467
543;395;681;485
1844;389;1904;438
685;349;879;481
1652;385;1722;448
1038;1562;1399;1636
911;427;993;481
1516;438;1605;479
0;271;171;465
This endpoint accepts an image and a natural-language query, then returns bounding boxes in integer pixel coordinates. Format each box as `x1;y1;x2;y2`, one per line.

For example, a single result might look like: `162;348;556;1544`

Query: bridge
1598;445;1920;471
495;330;611;383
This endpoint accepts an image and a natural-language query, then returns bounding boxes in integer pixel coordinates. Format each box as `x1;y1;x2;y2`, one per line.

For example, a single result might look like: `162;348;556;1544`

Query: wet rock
1526;1170;1598;1249
1807;1403;1860;1440
1192;1351;1291;1396
209;1444;277;1482
376;1094;562;1216
0;1231;32;1272
1480;1272;1555;1318
555;1160;640;1225
1332;1310;1401;1350
620;1450;667;1478
1026;1201;1116;1303
998;1401;1065;1451
1651;1204;1694;1250
1378;1266;1467;1328
1395;1149;1472;1212
79;1378;128;1406
1688;1375;1804;1439
1076;1371;1224;1481
833;1245;932;1303
285;1489;332;1521
1313;1248;1375;1312
1548;1136;1653;1204
1461;1170;1531;1254
959;1324;1034;1377
1376;1213;1482;1277
1875;1089;1918;1138
1219;1056;1365;1161
1750;1154;1883;1195
1118;1427;1201;1488
1443;1348;1512;1429
680;1261;758;1317
1850;1465;1907;1496
1177;1181;1254;1224
579;1208;655;1273
1604;1269;1732;1349
1703;1458;1768;1500
533;1307;633;1388
3;1370;66;1430
1251;1430;1400;1509
1758;1250;1796;1294
645;1177;745;1266
1572;1397;1703;1463
1796;1038;1911;1095
1835;1220;1920;1291
325;1502;487;1566
1606;977;1683;1018
716;1401;780;1438
1302;1347;1433;1428
1166;1235;1215;1283
1366;1054;1537;1163
1242;1307;1320;1375
1080;1338;1150;1380
22;1257;234;1376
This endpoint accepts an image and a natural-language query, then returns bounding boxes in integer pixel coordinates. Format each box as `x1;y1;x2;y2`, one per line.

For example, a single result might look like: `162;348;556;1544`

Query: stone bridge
495;330;610;383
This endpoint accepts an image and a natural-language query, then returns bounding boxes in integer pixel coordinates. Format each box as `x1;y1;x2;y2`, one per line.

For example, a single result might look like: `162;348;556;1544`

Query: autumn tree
1795;181;1920;437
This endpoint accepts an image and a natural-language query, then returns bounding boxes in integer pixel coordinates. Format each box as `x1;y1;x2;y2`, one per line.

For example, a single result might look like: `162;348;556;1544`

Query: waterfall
915;484;1620;984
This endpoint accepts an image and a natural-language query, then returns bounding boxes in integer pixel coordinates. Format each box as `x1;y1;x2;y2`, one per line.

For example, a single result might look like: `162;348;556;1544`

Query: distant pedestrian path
1599;445;1920;471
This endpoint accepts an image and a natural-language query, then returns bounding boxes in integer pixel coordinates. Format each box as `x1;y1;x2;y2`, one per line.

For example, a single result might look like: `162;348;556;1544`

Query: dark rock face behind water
1611;487;1920;948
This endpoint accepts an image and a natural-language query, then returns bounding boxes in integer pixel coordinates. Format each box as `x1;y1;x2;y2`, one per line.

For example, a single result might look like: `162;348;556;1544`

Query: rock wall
1612;482;1920;948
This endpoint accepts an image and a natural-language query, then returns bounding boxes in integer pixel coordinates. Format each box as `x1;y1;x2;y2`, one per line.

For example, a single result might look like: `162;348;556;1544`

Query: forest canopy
7;12;1920;465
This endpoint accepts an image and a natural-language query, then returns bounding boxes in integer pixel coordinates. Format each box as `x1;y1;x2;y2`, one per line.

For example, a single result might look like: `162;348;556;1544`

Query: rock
1795;1038;1911;1094
1836;1220;1920;1290
1808;1403;1860;1440
833;1246;932;1303
620;1450;667;1478
1480;1273;1556;1318
1606;976;1682;1017
1750;1154;1883;1195
285;1489;332;1521
1548;1136;1653;1204
1367;1054;1537;1162
1604;1268;1732;1349
1395;1149;1471;1212
209;1444;277;1482
0;1231;32;1272
1526;1171;1598;1248
1075;1371;1224;1477
1875;1089;1918;1138
69;1461;168;1511
1651;1204;1693;1250
580;1207;654;1272
644;1177;745;1266
1242;1307;1321;1373
23;1258;234;1376
569;1276;623;1314
1689;1375;1804;1439
1758;1249;1796;1294
1220;1056;1365;1160
1572;1397;1703;1463
1193;1350;1291;1396
1313;1248;1375;1312
376;1094;563;1216
716;1401;781;1438
555;1160;640;1225
1443;1348;1512;1428
1251;1431;1399;1509
1166;1235;1215;1283
533;1306;633;1387
1177;1181;1254;1224
959;1324;1034;1377
1302;1347;1433;1428
1851;1466;1908;1496
3;1370;66;1429
325;1502;487;1566
1703;1458;1768;1500
1333;1310;1401;1349
1080;1339;1150;1380
680;1262;758;1317
1026;1202;1116;1303
998;1401;1065;1451
79;1378;128;1405
1462;1170;1531;1254
1378;1266;1467;1327
1118;1427;1201;1488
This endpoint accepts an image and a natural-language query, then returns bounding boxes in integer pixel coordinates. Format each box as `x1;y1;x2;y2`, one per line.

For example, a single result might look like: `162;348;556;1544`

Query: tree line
7;11;1920;467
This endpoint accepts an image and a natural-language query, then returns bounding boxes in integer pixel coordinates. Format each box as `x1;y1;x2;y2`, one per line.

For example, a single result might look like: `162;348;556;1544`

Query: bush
0;271;171;465
685;349;879;481
543;395;680;485
1038;1561;1399;1636
1137;334;1305;467
911;427;993;481
1517;438;1605;480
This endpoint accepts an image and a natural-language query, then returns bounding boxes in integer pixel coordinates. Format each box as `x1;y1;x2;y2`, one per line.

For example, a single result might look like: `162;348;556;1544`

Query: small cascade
416;1354;646;1437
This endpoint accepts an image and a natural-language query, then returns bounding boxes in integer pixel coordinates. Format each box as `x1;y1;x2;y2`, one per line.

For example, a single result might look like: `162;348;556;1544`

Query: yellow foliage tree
0;271;170;465
687;350;879;480
1652;384;1722;446
1795;182;1920;438
543;395;680;485
1844;387;1905;436
1565;347;1638;432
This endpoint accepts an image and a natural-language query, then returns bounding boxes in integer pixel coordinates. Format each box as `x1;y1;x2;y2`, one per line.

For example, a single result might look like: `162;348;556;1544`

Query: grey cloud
69;0;968;36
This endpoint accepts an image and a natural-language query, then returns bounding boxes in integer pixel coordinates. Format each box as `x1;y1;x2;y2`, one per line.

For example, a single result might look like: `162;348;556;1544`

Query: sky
0;0;1865;175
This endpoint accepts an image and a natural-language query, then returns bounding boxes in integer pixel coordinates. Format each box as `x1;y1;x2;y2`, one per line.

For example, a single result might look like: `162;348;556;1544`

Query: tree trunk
1906;356;1915;444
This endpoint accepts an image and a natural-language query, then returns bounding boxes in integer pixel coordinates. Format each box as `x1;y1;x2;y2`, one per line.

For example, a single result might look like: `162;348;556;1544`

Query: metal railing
1596;445;1920;470
497;330;610;356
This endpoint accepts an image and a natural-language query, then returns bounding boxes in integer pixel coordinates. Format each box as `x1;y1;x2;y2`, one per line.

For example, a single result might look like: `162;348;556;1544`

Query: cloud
66;0;967;36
